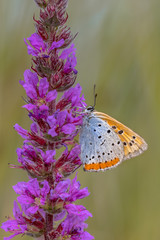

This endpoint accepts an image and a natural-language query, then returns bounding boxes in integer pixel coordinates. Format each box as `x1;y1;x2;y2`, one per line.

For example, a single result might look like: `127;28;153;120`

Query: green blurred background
1;0;160;239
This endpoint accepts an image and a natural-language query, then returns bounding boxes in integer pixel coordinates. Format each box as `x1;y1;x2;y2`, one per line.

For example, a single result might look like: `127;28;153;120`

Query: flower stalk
2;1;94;239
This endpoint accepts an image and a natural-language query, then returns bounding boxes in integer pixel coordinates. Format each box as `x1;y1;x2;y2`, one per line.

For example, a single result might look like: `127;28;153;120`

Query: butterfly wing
94;111;148;161
80;113;125;172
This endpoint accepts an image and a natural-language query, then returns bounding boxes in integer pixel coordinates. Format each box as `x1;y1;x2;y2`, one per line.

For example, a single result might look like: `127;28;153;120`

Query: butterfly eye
87;106;94;112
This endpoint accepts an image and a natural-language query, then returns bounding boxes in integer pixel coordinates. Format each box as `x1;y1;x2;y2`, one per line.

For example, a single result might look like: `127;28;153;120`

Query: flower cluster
2;176;93;239
2;0;93;240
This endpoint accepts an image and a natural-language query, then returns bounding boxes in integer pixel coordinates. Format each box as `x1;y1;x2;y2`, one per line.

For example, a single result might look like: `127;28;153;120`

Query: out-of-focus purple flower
13;179;50;215
25;33;64;58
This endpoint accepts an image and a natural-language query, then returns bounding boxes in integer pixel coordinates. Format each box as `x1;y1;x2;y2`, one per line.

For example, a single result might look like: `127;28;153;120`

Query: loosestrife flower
2;0;93;240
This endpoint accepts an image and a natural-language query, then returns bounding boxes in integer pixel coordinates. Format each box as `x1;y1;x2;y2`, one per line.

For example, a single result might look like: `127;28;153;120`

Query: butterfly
79;106;148;172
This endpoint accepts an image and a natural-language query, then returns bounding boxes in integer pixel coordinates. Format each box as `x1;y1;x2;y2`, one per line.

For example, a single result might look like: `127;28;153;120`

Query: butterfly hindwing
94;111;148;161
80;114;124;171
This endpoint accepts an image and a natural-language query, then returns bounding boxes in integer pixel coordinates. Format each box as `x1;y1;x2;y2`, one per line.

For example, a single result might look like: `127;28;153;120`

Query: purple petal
24;84;37;99
60;44;76;59
69;145;81;157
13;182;27;194
17;195;34;205
26;205;39;215
24;38;39;56
1;220;19;231
22;103;35;111
65;204;92;219
16;148;23;163
30;122;39;133
57;110;67;127
54;210;66;221
49;39;65;51
14;124;28;139
46;90;57;102
61;123;75;134
52;179;70;200
39;104;49;111
48;128;57;137
47;115;56;127
39;77;49;97
27;33;46;51
24;69;39;87
13;201;21;218
60;83;86;108
19;79;24;86
64;52;77;73
28;179;40;196
44;150;56;164
41;180;50;198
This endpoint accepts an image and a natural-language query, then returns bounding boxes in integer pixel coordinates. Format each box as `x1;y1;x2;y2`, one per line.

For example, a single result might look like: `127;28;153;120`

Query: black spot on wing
118;130;123;135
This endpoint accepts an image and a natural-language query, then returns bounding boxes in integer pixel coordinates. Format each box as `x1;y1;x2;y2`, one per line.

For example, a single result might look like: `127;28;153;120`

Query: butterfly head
86;106;95;112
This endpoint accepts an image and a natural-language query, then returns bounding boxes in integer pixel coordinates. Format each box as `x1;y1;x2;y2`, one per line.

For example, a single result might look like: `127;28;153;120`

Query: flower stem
44;212;53;240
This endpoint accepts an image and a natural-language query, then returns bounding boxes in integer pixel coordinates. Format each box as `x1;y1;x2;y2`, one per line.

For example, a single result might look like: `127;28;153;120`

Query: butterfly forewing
94;111;148;161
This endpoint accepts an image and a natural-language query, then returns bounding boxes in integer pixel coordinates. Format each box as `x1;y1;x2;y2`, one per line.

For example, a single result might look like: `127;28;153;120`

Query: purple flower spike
14;124;28;139
2;1;94;239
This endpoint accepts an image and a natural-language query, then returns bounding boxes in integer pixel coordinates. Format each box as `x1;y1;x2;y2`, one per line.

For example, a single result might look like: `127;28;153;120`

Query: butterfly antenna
93;84;97;108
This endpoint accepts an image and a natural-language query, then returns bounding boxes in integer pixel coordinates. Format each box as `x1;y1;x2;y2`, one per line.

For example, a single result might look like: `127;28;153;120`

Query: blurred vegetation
1;0;160;239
